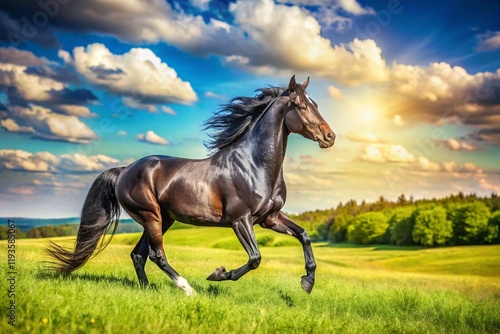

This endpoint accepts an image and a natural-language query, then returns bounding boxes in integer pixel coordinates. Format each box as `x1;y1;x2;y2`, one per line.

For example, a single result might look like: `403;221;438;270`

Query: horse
47;75;335;295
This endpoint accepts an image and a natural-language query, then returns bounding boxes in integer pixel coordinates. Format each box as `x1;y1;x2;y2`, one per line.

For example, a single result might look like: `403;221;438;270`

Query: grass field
1;224;499;333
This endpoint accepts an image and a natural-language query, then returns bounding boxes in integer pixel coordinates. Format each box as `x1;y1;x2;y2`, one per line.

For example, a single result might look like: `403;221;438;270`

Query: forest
1;192;499;246
292;192;500;246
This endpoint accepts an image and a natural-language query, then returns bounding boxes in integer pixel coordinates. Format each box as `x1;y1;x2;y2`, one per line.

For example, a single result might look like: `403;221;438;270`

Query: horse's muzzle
317;123;335;148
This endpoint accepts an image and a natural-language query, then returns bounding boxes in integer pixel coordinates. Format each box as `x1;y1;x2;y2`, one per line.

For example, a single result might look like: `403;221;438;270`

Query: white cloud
58;153;120;172
477;31;500;51
68;43;197;104
122;96;157;112
346;131;382;143
2;105;97;143
204;91;227;100
1;118;34;134
161;106;176;115
334;0;374;15
327;85;344;101
55;105;97;118
0;62;64;102
137;130;169;145
0;149;58;172
190;0;210;10
360;144;413;163
389;62;472;102
278;0;374;31
434;138;478;151
227;1;388;85
117;130;128;136
0;149;120;173
393;115;406;127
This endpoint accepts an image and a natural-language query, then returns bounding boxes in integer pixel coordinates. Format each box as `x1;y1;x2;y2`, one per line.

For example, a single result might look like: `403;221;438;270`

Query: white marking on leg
174;276;196;296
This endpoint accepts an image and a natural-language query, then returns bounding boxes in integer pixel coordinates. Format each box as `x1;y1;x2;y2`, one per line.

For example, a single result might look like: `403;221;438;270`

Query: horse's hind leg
146;214;196;296
131;232;150;287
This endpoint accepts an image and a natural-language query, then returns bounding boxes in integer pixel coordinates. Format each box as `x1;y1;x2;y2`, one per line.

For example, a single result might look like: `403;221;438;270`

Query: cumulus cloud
1;105;97;143
0;47;97;110
384;62;500;145
0;118;34;134
67;43;197;105
137;130;169;145
0;149;120;173
227;1;388;85
0;0;388;86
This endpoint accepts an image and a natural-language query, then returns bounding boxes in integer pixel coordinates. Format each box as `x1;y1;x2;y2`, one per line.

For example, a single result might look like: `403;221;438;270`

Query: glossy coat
47;76;335;295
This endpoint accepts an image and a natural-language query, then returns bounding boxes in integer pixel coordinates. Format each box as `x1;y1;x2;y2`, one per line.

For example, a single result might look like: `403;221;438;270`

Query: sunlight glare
362;107;376;123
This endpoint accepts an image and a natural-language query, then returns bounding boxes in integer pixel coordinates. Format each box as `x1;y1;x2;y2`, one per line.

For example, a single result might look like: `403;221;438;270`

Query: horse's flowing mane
203;86;287;152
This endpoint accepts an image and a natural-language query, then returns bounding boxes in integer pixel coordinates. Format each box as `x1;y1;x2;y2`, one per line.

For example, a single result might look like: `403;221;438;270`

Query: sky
1;0;500;218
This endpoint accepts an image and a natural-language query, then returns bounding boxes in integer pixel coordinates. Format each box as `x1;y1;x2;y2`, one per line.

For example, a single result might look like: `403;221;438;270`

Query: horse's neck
245;97;289;170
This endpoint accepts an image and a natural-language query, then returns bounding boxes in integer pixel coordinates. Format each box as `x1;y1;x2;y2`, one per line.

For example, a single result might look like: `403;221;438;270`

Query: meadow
1;224;499;333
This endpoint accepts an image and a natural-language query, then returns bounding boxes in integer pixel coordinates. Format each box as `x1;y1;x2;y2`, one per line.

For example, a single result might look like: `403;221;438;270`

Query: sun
361;107;377;123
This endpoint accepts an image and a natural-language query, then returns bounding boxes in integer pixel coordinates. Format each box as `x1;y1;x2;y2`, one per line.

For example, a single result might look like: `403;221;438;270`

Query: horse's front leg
207;213;261;281
260;211;316;293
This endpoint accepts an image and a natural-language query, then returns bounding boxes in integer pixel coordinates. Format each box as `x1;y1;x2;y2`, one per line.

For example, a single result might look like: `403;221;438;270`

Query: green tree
347;212;388;245
412;206;452;246
448;201;490;244
328;209;352;242
389;207;415;245
485;211;500;244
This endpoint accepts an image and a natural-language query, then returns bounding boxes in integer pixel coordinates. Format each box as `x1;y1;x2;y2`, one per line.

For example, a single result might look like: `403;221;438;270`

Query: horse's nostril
326;132;332;139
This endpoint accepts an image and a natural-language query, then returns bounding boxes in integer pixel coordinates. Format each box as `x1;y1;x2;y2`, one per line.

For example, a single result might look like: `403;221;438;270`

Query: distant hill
2;217;138;232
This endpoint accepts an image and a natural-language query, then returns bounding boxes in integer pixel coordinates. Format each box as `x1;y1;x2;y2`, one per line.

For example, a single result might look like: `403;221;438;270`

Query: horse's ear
288;75;296;92
302;76;310;90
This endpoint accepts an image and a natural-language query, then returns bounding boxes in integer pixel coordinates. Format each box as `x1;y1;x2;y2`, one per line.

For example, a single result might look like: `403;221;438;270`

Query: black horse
47;75;335;295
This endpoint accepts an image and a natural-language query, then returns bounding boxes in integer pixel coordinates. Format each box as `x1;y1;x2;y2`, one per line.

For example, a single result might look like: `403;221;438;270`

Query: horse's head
284;75;335;148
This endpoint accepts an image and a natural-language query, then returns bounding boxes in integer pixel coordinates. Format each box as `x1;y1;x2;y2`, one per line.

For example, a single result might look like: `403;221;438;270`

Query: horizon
2;191;494;219
1;0;500;218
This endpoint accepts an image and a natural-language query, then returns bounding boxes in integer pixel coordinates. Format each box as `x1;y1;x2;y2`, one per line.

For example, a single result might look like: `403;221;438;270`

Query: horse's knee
249;254;261;269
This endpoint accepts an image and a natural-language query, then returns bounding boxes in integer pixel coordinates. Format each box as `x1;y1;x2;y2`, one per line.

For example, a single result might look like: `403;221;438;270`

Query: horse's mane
203;86;287;153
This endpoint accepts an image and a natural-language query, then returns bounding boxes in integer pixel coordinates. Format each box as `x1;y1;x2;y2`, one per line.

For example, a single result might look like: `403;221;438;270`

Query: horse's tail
46;167;125;273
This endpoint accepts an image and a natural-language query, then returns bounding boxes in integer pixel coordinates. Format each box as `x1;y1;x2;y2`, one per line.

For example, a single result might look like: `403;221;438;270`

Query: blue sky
1;0;500;218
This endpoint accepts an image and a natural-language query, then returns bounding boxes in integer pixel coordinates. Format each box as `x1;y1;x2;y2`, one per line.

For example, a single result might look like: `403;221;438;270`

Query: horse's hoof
207;266;228;281
185;288;197;296
301;275;314;294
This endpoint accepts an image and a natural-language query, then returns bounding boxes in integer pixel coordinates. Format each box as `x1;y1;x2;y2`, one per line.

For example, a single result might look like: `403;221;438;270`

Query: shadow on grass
189;282;228;297
35;271;168;291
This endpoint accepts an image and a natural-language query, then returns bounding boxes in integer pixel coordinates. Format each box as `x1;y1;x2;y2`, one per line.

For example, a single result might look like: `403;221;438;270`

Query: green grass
1;226;499;333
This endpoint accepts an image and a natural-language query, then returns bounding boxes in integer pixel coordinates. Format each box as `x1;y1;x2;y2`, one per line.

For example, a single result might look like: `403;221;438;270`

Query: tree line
289;192;500;246
2;192;499;246
0;222;144;240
